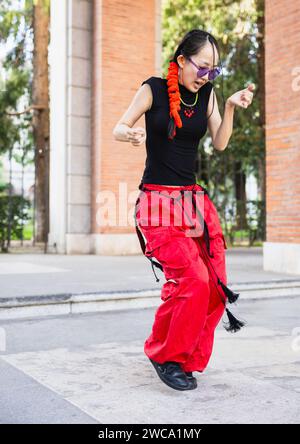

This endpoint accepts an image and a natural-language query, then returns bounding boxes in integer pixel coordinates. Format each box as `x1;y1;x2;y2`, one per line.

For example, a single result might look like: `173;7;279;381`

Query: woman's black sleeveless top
140;76;213;185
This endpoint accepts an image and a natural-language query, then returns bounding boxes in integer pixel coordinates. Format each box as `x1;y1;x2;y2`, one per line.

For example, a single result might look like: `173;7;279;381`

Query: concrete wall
49;0;93;254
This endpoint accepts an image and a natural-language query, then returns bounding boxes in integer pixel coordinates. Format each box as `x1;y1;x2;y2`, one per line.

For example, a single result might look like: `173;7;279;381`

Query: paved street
1;295;299;424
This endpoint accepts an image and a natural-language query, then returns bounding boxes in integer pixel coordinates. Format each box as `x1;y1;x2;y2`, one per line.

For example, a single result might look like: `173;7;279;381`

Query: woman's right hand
126;127;146;146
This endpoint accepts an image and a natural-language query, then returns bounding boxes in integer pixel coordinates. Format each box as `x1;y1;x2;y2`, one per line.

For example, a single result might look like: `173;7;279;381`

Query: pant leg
139;223;211;366
181;233;227;372
181;194;228;373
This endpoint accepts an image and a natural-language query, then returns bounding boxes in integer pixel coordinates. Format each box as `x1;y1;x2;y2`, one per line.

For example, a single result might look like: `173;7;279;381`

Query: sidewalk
1;247;300;320
0;296;299;423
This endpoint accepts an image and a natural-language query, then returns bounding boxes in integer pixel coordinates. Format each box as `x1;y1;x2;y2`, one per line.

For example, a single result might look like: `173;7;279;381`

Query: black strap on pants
134;182;213;282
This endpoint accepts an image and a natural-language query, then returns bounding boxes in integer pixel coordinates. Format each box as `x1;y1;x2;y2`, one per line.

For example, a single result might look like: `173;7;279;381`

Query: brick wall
265;0;300;243
91;0;162;237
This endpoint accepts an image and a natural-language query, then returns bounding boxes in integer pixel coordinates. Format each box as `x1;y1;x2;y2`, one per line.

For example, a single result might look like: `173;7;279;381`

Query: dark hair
170;29;223;121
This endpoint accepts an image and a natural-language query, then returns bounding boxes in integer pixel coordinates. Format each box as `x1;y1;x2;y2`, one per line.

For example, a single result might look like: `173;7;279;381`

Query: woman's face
177;42;219;92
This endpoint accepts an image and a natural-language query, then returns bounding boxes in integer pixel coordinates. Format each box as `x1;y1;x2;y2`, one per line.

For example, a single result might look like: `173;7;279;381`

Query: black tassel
218;278;240;303
223;308;246;332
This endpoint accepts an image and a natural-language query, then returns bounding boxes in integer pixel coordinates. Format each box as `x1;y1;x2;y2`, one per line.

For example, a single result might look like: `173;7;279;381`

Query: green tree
0;0;50;247
162;0;265;241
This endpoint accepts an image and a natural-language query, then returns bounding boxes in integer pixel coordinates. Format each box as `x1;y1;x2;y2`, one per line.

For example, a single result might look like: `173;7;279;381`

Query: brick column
91;0;162;254
49;0;161;254
264;0;300;273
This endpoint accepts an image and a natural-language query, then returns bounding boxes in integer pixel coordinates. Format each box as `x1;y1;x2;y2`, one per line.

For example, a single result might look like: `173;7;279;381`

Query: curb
1;280;300;321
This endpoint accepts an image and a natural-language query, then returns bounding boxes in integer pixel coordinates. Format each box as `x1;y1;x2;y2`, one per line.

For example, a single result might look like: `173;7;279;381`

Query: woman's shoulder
141;76;166;88
141;77;168;110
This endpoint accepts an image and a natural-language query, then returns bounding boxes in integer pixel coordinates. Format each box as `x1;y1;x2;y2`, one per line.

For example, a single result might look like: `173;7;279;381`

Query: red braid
166;61;182;140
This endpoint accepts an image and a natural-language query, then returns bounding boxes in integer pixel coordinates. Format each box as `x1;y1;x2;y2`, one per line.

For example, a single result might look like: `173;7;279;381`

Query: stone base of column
65;234;92;254
47;232;142;255
91;233;142;255
263;242;300;275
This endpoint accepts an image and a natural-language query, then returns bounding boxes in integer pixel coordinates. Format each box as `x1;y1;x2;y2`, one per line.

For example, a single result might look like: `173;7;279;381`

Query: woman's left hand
226;83;255;109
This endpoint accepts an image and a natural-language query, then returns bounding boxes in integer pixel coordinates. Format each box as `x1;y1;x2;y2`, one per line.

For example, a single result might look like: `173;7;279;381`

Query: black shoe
185;371;197;389
149;358;196;391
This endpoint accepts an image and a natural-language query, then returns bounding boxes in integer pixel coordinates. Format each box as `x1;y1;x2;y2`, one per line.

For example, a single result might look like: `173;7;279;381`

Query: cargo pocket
207;236;227;286
141;225;173;258
142;225;190;272
208;233;227;284
209;233;227;256
161;279;179;302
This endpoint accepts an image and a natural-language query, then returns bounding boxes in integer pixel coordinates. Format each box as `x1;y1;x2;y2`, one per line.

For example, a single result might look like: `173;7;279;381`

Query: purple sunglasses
187;57;221;80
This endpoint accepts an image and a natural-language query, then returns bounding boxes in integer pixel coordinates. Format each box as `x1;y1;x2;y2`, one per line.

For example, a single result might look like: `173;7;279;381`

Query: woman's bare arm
207;87;235;151
112;84;152;145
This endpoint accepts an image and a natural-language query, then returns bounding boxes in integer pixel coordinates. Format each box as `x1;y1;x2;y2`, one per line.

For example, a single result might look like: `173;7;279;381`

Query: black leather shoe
149;359;196;391
185;371;197;389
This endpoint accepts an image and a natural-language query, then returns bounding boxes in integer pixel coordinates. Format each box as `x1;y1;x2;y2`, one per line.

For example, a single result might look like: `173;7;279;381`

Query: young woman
113;29;254;391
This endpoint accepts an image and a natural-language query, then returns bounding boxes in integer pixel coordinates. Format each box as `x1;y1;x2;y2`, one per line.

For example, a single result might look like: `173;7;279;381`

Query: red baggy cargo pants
135;183;228;373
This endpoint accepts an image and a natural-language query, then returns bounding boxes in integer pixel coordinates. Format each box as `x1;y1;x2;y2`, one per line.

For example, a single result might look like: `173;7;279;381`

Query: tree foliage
162;0;265;240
